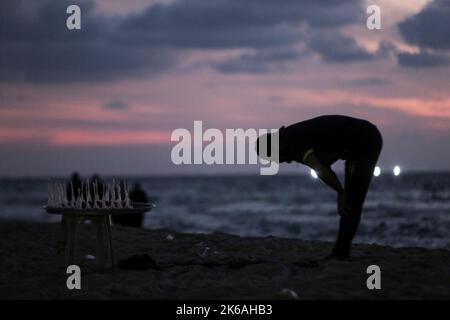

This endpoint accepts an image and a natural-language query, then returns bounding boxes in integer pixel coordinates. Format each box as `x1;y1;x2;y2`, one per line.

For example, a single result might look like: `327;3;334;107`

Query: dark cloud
214;48;306;74
117;0;362;49
398;0;450;50
214;29;376;74
308;31;373;63
118;0;368;72
212;30;375;73
0;0;176;82
103;100;129;110
397;0;450;68
0;0;368;82
397;51;450;68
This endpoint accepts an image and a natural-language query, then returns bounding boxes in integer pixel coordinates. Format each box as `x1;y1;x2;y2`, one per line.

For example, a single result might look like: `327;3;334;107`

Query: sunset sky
1;0;449;176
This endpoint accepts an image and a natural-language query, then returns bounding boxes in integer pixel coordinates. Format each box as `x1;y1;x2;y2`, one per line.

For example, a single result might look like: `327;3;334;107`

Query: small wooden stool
45;203;153;269
59;214;114;269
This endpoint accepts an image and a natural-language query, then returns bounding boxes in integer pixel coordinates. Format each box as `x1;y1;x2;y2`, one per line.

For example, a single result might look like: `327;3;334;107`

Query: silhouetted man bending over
257;115;383;260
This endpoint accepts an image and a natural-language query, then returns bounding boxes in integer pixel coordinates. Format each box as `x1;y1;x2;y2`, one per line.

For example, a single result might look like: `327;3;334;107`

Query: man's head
256;129;291;163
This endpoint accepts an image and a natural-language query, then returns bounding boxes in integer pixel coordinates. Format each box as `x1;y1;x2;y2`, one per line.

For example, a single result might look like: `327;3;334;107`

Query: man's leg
331;159;375;259
330;126;382;259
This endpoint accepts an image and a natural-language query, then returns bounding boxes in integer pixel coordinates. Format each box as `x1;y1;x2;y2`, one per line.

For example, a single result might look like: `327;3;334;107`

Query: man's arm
304;152;343;193
303;152;351;216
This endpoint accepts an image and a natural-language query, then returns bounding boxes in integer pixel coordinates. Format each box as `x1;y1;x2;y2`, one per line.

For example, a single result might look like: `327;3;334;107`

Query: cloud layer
397;0;450;67
0;0;375;81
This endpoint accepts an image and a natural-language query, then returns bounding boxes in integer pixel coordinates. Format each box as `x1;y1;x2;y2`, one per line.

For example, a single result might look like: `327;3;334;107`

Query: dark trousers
332;126;383;258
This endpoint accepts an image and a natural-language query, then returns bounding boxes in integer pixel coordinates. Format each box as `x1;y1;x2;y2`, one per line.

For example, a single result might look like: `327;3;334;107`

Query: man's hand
337;191;352;217
304;153;345;194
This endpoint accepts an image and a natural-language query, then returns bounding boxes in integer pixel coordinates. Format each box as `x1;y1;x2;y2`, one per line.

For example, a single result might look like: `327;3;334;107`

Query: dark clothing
280;115;383;258
66;173;82;202
280;115;380;166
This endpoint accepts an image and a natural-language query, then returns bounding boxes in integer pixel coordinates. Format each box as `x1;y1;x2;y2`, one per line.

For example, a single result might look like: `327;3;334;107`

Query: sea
0;173;449;249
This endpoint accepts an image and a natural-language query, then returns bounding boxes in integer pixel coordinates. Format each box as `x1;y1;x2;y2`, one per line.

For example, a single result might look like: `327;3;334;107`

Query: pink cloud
49;129;170;145
0;128;48;143
282;89;450;119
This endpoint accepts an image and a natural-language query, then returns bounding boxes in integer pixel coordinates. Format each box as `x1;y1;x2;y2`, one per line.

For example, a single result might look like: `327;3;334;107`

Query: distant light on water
373;166;381;177
393;165;401;176
310;169;318;179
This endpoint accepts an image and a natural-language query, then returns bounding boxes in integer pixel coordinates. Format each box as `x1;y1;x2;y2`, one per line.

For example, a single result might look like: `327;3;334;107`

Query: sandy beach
0;219;449;300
